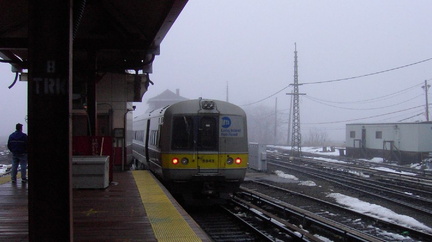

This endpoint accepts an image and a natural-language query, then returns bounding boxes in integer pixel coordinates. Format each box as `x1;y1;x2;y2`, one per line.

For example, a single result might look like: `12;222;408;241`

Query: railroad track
187;205;259;241
240;180;432;241
187;203;287;241
269;159;432;217
296;154;432;190
269;148;432;180
188;194;373;241
233;189;384;241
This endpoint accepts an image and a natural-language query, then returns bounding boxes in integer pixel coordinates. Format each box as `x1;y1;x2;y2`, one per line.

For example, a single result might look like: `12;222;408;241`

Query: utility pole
422;80;430;121
274;98;278;144
287;43;305;157
226;82;229;102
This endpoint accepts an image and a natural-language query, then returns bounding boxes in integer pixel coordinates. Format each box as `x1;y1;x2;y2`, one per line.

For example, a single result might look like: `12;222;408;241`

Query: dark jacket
8;131;28;155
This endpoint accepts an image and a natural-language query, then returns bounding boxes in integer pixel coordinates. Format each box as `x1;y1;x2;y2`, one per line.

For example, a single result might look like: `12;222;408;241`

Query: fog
0;64;27;142
2;1;432;144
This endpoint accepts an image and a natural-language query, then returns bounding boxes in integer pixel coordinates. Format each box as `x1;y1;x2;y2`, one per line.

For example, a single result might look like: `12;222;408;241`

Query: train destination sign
220;116;244;137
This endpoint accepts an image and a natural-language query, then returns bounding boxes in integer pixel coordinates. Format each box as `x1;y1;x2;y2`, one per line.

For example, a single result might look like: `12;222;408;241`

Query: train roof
134;99;246;121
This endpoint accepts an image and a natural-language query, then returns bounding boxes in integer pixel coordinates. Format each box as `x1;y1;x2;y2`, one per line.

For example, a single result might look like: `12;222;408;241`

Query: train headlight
181;157;189;165
235;157;242;164
172;158;179;165
227;157;233;165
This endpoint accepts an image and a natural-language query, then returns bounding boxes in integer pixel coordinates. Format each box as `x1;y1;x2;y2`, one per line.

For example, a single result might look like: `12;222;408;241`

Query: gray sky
0;63;27;138
2;0;432;142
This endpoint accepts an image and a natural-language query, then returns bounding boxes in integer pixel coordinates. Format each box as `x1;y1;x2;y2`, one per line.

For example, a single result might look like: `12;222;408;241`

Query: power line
305;82;424;105
241;85;289;106
241;58;432;106
302;58;432;85
397;113;423;122
303;104;424;125
304;94;423;111
378;109;423;122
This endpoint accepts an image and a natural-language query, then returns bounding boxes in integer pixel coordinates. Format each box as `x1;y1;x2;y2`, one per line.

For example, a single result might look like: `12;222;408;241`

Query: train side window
172;116;193;149
134;131;144;142
157;124;162;147
150;130;159;146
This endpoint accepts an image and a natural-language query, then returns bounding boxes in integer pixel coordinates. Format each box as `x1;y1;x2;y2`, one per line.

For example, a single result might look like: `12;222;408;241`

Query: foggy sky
0;63;27;140
1;0;432;142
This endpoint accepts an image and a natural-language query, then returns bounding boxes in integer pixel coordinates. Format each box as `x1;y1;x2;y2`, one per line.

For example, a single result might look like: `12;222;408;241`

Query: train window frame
197;116;218;151
171;116;193;150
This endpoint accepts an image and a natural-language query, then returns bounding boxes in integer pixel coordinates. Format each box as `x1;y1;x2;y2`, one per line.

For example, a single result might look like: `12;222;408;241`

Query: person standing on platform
7;123;28;183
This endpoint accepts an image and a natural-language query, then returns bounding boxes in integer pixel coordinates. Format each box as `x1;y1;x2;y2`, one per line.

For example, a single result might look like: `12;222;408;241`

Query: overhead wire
242;57;432;106
378;108;425;122
397;113;424;122
302;58;432;85
305;82;424;104
303;104;424;125
304;94;423;111
241;85;290;106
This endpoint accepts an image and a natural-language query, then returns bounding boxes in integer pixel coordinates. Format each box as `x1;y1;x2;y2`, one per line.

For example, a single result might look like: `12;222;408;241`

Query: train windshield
172;116;193;149
171;116;218;151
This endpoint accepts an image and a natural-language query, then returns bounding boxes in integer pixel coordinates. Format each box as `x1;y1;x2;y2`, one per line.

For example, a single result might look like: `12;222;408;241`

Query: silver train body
131;99;248;197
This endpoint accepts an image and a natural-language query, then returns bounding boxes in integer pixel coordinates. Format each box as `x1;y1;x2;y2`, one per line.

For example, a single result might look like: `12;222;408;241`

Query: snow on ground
0;164;11;176
298;180;317;186
269;145;341;157
274;170;299;181
274;170;318;187
261;145;430;238
304;156;348;164
327;193;432;234
271;170;432;239
371;166;417;176
365;157;384;163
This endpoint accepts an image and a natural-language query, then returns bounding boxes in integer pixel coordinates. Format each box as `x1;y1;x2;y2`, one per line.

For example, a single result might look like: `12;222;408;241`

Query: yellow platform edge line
132;170;202;242
0;173;21;185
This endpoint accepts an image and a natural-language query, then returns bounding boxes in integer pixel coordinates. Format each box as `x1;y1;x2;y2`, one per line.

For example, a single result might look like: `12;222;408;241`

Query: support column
28;1;73;241
86;52;97;136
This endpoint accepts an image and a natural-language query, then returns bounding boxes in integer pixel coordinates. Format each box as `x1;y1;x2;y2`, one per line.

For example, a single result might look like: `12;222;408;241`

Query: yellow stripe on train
161;153;248;169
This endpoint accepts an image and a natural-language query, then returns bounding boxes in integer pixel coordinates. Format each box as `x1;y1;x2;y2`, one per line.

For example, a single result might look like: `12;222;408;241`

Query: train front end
161;99;248;197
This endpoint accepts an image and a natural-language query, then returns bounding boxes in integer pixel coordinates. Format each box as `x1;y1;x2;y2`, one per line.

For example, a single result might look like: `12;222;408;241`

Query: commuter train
131;98;248;199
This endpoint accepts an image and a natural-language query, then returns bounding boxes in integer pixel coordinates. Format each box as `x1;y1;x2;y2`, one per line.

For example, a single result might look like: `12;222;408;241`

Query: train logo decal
221;117;231;128
220;116;243;137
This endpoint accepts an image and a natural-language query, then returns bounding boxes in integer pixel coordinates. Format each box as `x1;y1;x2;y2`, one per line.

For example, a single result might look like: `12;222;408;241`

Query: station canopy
0;0;187;75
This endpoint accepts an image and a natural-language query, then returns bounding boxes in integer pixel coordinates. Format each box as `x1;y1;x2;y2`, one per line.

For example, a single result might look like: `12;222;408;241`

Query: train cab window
172;116;193;149
197;116;218;151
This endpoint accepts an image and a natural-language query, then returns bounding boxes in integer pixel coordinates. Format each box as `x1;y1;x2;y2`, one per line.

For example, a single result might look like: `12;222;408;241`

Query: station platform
0;170;211;241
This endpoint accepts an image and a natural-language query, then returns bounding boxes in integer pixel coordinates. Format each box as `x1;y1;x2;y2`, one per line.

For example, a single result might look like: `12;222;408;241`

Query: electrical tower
287;43;305;157
422;80;430;121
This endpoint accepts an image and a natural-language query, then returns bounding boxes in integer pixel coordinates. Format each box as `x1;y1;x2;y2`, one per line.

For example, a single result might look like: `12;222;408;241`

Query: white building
346;122;432;164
